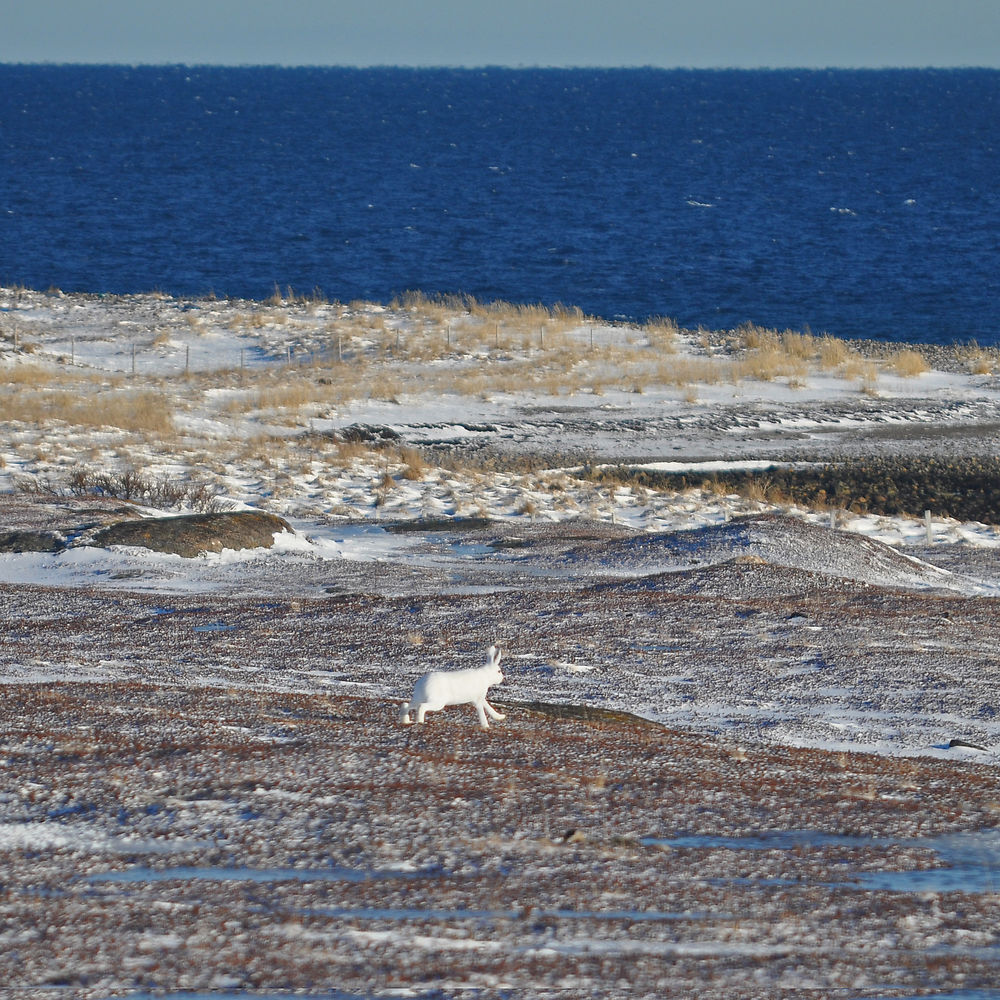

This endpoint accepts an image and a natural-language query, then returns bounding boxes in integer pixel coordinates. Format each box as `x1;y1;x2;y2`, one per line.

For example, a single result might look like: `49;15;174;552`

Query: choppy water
1;66;997;343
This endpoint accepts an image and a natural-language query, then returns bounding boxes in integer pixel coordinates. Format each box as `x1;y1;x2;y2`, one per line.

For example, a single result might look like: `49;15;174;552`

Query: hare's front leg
475;701;491;729
484;700;506;721
415;703;432;724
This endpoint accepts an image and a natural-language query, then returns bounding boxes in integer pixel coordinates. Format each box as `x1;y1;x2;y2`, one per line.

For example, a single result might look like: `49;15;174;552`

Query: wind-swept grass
889;348;929;377
1;381;175;435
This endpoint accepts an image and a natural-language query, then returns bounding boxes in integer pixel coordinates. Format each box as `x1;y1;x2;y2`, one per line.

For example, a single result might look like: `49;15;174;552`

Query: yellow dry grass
642;317;680;352
1;290;937;488
1;385;174;434
964;347;994;375
1;363;62;386
734;348;809;382
889;348;929;377
818;335;855;370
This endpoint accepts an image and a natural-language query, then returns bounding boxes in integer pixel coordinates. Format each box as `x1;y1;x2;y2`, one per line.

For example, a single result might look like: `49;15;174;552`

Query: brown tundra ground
1;515;1000;998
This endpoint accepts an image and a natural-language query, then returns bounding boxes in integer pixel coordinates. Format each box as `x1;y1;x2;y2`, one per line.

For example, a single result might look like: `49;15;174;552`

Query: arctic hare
400;645;506;729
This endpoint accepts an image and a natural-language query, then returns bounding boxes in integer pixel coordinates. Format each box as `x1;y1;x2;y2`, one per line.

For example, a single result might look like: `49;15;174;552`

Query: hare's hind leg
484;699;506;721
415;702;432;724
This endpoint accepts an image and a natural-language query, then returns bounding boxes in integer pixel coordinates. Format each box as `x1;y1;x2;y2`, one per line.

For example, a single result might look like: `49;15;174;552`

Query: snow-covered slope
565;513;962;592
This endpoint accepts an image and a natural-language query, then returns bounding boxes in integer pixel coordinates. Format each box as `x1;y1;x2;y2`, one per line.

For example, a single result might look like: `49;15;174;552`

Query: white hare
399;645;506;729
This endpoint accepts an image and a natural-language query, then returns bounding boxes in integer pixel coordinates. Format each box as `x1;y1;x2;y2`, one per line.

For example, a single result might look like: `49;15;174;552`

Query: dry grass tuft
100;391;176;433
734;348;809;382
889;348;929;377
818;336;855;370
399;447;429;481
779;331;817;359
643;317;680;352
961;342;994;375
1;364;58;386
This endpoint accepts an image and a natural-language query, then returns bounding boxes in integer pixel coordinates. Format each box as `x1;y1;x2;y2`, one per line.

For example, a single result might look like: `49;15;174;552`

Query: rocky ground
2;682;999;999
3;289;1000;996
2;502;1000;996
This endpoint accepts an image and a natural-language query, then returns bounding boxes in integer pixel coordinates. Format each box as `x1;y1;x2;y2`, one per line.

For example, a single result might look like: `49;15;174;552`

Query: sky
1;0;998;68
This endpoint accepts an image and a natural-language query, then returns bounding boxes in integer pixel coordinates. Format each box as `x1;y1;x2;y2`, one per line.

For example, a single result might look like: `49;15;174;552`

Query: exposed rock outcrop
0;529;65;553
90;511;292;558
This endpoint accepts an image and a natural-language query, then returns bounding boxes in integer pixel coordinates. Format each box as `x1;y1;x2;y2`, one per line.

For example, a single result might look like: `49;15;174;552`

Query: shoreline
4;283;999;355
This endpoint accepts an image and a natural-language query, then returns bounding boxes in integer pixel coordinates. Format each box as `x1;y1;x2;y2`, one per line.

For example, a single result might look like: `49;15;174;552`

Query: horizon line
2;61;998;72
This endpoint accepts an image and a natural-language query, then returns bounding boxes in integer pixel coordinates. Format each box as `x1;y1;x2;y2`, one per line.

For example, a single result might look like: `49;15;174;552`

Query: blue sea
0;65;997;344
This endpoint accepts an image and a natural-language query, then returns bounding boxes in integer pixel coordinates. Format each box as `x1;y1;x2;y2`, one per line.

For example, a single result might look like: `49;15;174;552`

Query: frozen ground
2;288;1000;996
2;286;1000;755
2;682;1000;998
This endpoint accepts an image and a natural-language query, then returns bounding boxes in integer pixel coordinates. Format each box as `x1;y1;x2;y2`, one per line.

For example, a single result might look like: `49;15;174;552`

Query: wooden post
338;335;343;361
925;510;933;544
185;344;190;374
131;343;136;374
71;338;75;366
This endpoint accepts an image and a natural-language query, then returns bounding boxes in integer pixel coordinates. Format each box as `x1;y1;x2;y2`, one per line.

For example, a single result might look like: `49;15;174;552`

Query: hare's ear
489;645;502;666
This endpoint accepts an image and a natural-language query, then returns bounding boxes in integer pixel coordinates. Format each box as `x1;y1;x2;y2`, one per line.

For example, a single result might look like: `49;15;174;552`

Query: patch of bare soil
2;683;999;998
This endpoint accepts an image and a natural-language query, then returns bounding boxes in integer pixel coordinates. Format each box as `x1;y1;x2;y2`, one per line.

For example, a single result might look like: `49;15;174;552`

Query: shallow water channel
90;828;1000;899
640;829;1000;895
88;864;436;885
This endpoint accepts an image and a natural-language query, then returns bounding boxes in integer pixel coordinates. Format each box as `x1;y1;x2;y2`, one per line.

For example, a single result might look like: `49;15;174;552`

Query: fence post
925;510;933;544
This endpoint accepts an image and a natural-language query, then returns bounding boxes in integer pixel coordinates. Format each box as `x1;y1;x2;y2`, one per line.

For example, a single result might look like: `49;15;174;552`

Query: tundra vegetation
4;288;983;521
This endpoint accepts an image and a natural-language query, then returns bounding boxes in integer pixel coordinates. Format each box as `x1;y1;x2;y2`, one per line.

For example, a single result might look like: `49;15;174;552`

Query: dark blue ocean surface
0;65;997;344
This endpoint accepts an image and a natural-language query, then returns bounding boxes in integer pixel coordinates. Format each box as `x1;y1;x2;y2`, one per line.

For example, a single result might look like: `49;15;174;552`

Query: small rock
948;737;988;752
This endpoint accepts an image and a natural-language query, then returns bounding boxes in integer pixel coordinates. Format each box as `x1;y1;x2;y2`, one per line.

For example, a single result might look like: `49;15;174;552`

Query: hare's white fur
400;645;505;729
